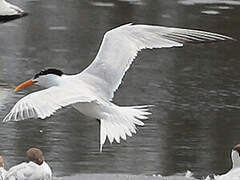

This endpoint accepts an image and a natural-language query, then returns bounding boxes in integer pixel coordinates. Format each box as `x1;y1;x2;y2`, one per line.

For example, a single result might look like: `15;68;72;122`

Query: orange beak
14;79;36;92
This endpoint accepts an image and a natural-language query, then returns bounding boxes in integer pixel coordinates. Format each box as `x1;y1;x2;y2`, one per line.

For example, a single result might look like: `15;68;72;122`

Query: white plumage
205;145;240;180
0;167;7;180
5;161;52;180
3;24;232;151
0;0;24;16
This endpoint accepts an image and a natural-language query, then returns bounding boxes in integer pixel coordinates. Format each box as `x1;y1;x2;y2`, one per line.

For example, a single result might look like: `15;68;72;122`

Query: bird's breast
72;102;109;119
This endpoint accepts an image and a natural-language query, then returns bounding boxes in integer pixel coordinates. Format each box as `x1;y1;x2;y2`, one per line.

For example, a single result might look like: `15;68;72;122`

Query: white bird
0;156;7;180
205;144;240;180
5;148;52;180
0;0;27;23
3;24;232;151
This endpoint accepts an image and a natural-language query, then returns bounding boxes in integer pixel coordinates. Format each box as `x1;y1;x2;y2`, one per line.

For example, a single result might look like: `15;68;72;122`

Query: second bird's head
15;68;64;91
233;144;240;157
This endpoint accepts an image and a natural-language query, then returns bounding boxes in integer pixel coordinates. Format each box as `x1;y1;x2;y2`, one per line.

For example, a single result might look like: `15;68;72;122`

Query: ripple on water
0;86;14;110
201;10;220;15
178;0;240;14
118;0;145;5
210;5;234;9
178;0;240;6
90;2;115;7
49;26;68;31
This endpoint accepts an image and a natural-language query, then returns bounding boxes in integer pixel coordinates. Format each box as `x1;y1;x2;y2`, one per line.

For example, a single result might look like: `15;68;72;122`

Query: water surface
0;0;239;179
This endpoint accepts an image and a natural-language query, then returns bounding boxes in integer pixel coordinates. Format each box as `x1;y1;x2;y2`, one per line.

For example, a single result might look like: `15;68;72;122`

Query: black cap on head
33;68;63;79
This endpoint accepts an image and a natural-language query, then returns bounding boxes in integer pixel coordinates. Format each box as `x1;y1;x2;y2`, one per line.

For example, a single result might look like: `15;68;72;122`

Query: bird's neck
38;74;68;88
232;151;240;169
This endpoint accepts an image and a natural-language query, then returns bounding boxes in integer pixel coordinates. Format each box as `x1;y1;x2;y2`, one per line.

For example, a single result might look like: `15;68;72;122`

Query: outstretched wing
77;23;232;99
0;2;24;16
3;86;99;122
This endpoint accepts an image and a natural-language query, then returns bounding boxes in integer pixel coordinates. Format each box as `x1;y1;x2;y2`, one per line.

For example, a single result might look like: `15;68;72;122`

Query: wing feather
77;23;232;99
3;86;98;122
0;2;23;16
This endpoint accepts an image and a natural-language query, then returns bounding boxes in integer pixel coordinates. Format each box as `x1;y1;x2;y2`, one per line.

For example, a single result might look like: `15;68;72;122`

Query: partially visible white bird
5;148;52;180
0;155;7;180
205;144;240;180
0;0;27;23
3;24;232;151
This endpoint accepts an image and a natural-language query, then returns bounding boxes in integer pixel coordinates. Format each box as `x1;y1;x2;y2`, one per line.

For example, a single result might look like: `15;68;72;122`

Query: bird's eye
33;74;40;79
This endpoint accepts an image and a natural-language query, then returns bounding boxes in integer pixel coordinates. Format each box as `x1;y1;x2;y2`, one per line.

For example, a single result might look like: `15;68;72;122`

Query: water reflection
0;0;239;179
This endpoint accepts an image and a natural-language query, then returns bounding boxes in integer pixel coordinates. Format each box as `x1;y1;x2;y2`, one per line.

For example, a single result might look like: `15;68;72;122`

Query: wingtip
229;37;237;41
218;34;235;41
20;12;29;17
2;118;11;124
2;114;10;123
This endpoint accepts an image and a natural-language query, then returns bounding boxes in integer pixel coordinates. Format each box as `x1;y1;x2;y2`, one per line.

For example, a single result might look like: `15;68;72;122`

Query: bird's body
3;24;232;151
6;161;52;180
214;168;240;180
0;167;7;180
0;148;52;180
205;145;240;180
0;0;27;23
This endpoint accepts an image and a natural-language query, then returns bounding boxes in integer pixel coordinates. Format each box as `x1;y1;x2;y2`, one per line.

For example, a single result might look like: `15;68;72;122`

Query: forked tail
100;105;152;151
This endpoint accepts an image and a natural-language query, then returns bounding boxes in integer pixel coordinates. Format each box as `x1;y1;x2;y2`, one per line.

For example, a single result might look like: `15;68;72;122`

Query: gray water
0;0;239;179
60;174;197;180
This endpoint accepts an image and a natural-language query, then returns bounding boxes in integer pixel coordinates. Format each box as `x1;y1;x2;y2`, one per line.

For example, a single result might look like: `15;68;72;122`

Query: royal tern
5;148;52;180
205;144;240;180
0;0;27;23
3;24;232;151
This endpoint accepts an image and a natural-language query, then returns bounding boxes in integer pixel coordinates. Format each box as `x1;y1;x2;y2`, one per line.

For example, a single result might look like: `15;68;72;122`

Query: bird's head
232;144;240;168
26;147;44;165
233;144;240;156
15;68;64;91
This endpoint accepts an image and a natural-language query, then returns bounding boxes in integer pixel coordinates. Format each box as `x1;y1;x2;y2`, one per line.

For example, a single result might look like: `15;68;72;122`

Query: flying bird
5;148;52;180
205;144;240;180
3;24;232;151
0;0;27;23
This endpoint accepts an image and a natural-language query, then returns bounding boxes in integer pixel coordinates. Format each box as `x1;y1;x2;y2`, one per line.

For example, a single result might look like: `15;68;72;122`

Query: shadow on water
0;0;239;179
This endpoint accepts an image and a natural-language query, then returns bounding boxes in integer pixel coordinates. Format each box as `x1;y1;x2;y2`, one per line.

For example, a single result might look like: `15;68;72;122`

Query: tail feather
99;105;152;152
